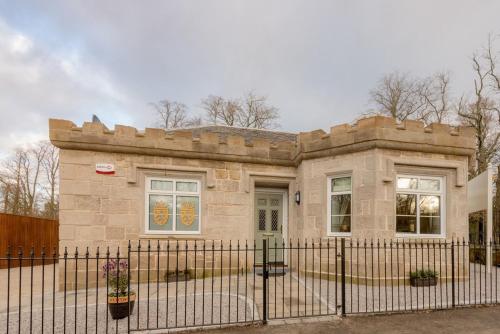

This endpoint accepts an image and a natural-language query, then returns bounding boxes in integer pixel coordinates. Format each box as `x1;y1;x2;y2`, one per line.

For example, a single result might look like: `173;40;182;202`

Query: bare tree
420;72;452;124
0;141;61;218
21;143;48;215
202;95;242;126
202;92;280;129
2;149;26;215
481;35;500;222
369;72;428;122
41;142;59;219
0;174;13;213
486;34;500;95
152;100;201;129
240;92;280;128
458;52;500;177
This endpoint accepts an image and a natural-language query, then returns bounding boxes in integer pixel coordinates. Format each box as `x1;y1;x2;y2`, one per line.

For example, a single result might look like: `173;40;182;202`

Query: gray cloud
0;16;133;154
0;0;499;154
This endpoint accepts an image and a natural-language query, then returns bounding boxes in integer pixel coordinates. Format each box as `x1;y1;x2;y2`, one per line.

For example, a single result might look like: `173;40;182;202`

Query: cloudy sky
0;1;499;154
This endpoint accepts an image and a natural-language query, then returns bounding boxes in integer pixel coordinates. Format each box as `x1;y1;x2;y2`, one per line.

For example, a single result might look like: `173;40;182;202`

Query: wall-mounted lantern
295;191;301;205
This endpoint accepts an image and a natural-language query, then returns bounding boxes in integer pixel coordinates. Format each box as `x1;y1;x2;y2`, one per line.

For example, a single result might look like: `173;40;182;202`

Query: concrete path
201;306;500;334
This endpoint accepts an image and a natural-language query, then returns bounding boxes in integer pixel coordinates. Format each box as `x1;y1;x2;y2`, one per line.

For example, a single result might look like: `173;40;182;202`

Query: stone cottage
50;115;475;258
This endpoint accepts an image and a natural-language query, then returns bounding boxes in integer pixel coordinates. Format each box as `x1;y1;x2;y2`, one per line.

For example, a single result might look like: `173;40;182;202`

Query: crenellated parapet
49;119;297;166
49;116;476;166
295;116;475;161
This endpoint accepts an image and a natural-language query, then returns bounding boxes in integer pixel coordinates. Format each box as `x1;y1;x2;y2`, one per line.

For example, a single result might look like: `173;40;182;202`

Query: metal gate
2;238;500;333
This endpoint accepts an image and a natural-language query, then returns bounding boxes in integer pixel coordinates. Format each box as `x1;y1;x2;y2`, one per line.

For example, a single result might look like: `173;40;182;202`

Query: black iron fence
1;239;500;333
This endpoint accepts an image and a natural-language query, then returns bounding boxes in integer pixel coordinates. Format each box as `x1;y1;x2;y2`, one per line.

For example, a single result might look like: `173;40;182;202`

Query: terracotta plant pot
410;277;437;287
107;292;136;320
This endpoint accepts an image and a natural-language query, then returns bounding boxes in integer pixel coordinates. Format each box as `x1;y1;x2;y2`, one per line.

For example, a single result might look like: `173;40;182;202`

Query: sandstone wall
58;149;298;252
299;148;469;240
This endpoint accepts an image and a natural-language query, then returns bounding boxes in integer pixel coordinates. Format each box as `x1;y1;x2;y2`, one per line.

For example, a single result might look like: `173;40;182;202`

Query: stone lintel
127;163;216;188
385;157;466;187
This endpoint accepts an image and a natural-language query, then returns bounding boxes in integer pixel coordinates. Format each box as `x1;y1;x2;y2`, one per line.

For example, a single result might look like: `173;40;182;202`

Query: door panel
255;192;284;263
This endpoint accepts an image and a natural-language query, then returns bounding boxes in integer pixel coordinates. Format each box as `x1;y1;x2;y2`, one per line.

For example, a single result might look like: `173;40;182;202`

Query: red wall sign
96;163;115;175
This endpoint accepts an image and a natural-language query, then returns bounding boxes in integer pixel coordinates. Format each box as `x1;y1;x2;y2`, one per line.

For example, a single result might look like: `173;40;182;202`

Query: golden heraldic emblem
153;201;169;225
180;201;196;226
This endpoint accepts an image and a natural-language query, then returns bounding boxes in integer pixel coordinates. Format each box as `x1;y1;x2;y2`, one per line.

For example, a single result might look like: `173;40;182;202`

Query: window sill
327;232;352;238
395;233;446;240
139;233;203;240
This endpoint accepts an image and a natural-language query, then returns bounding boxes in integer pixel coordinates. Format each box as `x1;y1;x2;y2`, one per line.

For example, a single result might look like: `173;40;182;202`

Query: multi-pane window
146;178;200;234
328;176;352;235
396;175;444;236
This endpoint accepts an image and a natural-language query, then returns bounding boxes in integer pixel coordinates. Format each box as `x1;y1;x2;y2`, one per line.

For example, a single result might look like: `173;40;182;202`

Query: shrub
410;269;438;279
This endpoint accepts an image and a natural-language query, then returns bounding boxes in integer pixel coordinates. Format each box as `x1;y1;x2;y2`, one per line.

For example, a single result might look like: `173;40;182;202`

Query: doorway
254;188;288;264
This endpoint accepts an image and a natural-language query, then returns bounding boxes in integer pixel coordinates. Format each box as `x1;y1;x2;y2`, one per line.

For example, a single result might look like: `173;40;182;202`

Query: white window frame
144;177;201;235
395;174;446;238
327;175;352;237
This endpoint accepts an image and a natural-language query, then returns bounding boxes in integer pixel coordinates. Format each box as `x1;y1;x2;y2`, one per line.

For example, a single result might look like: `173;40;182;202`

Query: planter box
165;270;191;283
107;293;135;320
410;277;437;287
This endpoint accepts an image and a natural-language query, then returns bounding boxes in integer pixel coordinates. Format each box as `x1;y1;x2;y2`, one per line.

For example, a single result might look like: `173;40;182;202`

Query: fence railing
1;238;499;333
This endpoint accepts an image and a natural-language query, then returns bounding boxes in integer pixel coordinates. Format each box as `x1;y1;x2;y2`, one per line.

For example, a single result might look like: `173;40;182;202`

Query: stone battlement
296;116;475;161
49;116;476;166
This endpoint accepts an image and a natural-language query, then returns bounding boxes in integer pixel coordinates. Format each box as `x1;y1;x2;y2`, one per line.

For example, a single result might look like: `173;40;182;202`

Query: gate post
451;239;456;308
262;239;268;324
340;238;346;317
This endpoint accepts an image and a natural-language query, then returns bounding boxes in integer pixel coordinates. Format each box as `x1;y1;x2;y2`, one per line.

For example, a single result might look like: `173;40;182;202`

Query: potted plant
410;269;438;287
102;259;135;319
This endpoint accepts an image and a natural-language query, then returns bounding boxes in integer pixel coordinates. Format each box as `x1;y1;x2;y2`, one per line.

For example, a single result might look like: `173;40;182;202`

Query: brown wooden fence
0;212;58;268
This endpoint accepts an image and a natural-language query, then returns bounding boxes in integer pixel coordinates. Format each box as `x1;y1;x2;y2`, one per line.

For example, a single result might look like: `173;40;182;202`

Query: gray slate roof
166;125;297;143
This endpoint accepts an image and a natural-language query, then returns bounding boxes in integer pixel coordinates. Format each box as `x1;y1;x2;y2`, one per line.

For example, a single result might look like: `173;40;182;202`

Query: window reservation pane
331;215;351;233
258;209;266;231
332;177;351;192
420;217;441;234
151;180;173;191
270;198;280;207
149;195;173;231
175;196;200;231
420;195;441;234
419;179;440;191
176;181;198;192
396;193;417;233
331;194;351;216
420;195;440;216
396;194;416;215
396;216;417;233
397;177;418;190
271;210;279;231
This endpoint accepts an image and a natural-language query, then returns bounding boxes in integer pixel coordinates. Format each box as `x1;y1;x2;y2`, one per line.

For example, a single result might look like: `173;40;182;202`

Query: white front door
255;191;285;263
